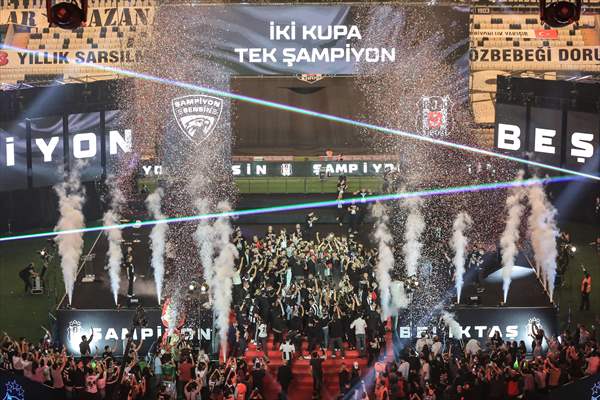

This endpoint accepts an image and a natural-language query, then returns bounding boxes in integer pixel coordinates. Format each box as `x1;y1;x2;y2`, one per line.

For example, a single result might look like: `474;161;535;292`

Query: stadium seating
470;0;600;4
0;0;158;8
470;14;595;50
0;2;154;84
469;12;600;123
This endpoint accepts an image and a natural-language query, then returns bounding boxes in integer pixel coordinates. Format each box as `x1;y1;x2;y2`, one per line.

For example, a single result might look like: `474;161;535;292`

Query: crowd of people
2;186;599;399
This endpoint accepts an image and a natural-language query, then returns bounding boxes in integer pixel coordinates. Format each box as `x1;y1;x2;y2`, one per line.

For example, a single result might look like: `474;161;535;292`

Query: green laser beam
0;176;575;243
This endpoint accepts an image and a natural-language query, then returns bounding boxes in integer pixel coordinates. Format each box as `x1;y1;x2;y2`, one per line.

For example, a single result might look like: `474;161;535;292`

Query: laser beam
0;176;576;243
2;44;599;182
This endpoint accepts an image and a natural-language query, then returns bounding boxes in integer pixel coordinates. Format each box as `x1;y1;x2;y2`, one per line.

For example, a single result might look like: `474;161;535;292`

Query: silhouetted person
277;360;293;397
19;263;36;293
581;271;592;311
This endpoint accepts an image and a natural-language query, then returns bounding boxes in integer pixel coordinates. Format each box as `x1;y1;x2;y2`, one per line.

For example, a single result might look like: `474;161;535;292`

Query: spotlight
47;0;88;30
570;246;576;252
200;283;208;293
188;281;197;292
404;276;420;292
540;0;581;28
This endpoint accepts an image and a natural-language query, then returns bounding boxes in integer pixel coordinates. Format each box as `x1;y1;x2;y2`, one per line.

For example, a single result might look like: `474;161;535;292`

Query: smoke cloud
211;201;238;358
500;171;526;302
372;203;395;319
103;177;125;304
146;188;168;303
527;181;559;300
390;281;410;310
451;212;472;304
194;200;237;358
54;164;86;304
402;197;425;277
441;311;463;339
194;199;216;287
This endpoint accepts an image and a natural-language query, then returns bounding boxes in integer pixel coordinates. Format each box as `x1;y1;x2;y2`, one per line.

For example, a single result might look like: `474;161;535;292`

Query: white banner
470;46;600;66
0;49;143;69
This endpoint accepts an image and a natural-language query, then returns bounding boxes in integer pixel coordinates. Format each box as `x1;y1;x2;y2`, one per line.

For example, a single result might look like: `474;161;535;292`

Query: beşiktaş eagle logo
2;380;24;400
67;320;83;344
526;317;543;339
171;95;223;144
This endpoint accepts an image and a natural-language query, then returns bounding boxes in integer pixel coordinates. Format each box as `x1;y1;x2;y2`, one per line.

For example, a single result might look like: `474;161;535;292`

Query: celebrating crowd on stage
1;217;599;400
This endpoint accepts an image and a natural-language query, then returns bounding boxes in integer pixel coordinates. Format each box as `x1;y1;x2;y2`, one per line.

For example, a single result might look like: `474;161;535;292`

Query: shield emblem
171;95;223;144
67;320;82;343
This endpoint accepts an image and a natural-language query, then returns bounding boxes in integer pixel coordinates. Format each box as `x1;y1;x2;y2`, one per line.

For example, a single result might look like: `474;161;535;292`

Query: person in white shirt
350;315;367;357
416;332;432;354
465;338;481;356
431;336;443;357
280;339;296;361
398;358;410;380
257;319;268;353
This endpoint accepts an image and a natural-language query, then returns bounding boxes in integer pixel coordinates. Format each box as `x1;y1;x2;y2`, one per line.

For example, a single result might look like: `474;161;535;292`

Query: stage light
540;0;581;28
200;283;208;293
571;245;576;252
189;281;197;291
47;0;88;30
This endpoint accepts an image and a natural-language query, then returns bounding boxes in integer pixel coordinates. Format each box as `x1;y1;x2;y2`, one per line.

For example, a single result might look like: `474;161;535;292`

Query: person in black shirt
329;315;346;359
19;263;36;293
310;350;325;393
71;359;86;397
101;342;116;359
252;358;266;394
338;362;350;395
277;360;293;395
125;257;135;298
79;331;94;356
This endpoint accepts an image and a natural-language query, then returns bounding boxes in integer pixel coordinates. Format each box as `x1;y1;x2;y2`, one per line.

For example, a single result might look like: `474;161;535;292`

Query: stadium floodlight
47;0;88;30
540;0;581;28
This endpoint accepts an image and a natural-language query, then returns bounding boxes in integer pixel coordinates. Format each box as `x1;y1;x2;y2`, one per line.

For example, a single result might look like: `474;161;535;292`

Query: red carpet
244;331;394;400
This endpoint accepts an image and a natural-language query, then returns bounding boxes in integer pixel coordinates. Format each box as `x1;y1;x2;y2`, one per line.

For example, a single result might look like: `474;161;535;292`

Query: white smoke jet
211;201;238;359
102;178;125;304
500;171;526;302
54;164;86;304
441;311;463;339
372;202;395;319
146;188;168;303
451;212;473;304
402;197;425;277
527;181;559;301
194;199;216;287
163;299;180;336
390;281;409;310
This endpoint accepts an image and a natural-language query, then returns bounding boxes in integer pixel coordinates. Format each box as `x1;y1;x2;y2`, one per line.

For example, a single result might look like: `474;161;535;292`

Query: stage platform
55;195;557;356
56;215;375;356
458;251;554;308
